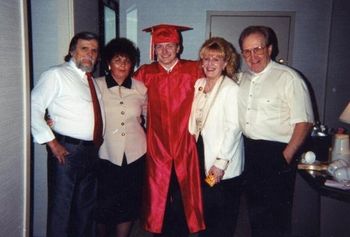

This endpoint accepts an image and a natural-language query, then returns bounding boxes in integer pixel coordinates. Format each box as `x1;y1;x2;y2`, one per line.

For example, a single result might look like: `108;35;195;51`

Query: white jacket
189;76;244;179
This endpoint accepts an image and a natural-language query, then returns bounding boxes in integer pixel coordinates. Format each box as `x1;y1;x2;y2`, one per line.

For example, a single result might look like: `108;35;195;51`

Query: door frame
206;11;295;66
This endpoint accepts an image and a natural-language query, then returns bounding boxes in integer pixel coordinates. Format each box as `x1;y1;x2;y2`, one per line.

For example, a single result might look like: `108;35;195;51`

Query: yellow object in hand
205;174;216;187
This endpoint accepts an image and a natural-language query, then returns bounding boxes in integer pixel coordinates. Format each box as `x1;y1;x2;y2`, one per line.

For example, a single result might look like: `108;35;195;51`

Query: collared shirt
105;73;132;89
96;75;147;166
159;59;179;73
238;61;314;143
31;60;104;144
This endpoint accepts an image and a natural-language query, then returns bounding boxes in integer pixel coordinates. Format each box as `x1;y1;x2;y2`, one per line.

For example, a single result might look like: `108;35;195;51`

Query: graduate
134;24;205;237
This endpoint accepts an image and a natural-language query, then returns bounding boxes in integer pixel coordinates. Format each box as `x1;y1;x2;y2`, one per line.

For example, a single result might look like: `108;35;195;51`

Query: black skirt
95;155;145;224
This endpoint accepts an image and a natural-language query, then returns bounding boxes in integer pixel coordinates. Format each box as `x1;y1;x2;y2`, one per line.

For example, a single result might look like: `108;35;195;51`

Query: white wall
31;1;73;236
29;0;349;235
119;0;342;127
0;0;30;236
30;0;100;236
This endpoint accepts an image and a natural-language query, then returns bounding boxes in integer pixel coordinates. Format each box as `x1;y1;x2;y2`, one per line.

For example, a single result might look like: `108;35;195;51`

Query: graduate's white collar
159;59;179;73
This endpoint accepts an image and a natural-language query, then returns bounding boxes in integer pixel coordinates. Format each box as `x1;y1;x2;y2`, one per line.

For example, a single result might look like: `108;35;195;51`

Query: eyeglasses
241;46;266;58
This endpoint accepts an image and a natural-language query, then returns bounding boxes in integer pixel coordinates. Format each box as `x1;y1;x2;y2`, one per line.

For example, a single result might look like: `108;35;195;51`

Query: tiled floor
129;195;251;237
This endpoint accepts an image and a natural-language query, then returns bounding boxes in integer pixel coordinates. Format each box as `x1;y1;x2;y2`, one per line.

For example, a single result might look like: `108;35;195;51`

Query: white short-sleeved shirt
238;61;314;143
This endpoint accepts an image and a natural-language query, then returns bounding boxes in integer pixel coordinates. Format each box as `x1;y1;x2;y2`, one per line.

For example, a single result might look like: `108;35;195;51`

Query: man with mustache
31;32;103;237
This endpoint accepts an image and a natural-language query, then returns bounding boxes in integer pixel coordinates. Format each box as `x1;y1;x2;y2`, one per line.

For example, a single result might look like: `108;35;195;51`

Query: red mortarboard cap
143;24;193;61
143;24;193;44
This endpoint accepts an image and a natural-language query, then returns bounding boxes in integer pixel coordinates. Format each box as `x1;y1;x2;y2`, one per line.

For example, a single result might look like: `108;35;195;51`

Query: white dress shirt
31;61;104;144
96;75;147;166
189;76;244;180
238;61;314;143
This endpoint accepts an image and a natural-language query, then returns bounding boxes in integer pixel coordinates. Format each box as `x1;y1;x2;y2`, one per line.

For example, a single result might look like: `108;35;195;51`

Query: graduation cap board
142;24;193;61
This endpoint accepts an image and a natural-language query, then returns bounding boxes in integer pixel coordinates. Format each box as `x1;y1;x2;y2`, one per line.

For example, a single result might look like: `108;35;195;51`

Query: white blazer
189;76;244;180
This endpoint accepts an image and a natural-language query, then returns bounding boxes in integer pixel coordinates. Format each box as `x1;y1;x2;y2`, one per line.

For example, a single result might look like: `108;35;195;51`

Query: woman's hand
208;166;225;184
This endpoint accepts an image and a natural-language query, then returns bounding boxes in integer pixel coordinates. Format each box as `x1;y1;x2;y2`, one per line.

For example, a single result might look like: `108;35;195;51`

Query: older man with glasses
237;25;314;237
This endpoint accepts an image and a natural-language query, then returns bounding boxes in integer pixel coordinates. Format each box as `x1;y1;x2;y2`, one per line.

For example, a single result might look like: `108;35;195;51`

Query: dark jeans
46;137;98;237
243;137;297;237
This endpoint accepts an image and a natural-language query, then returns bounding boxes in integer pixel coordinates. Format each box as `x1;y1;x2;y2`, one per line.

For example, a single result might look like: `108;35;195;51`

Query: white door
207;11;295;70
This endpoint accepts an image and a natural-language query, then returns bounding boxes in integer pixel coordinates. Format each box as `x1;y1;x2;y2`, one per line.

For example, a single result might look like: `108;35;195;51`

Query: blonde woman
189;37;244;237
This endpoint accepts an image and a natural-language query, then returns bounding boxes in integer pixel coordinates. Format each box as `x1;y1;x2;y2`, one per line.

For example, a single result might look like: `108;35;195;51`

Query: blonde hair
199;37;240;81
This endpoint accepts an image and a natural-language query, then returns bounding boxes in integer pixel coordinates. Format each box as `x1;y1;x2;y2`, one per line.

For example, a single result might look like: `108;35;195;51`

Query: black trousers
154;168;189;237
243;137;298;237
199;177;242;237
197;134;242;237
47;136;98;237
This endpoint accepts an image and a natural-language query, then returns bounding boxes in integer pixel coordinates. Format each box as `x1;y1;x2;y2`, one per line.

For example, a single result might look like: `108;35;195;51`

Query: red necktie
86;72;103;147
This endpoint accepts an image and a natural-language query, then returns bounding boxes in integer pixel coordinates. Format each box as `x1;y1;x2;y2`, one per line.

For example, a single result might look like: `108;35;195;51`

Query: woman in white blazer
95;38;147;237
189;37;244;237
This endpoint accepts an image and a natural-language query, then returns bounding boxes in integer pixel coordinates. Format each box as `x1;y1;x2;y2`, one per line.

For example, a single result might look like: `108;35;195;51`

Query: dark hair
103;38;140;73
238;26;274;50
64;32;99;62
238;25;279;60
199;37;240;81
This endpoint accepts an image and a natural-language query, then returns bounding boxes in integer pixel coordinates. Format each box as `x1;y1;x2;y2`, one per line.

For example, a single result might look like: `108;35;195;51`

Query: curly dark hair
103;38;140;74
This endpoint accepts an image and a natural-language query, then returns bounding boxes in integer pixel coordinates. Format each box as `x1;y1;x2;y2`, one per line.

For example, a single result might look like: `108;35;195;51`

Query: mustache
75;57;96;72
81;57;95;63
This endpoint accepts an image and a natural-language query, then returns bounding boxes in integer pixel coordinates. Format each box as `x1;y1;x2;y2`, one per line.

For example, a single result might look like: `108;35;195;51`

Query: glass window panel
127;8;137;45
104;6;116;44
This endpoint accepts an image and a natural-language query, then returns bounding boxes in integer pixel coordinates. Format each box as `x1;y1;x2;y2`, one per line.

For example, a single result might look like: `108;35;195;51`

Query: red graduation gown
134;60;205;233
